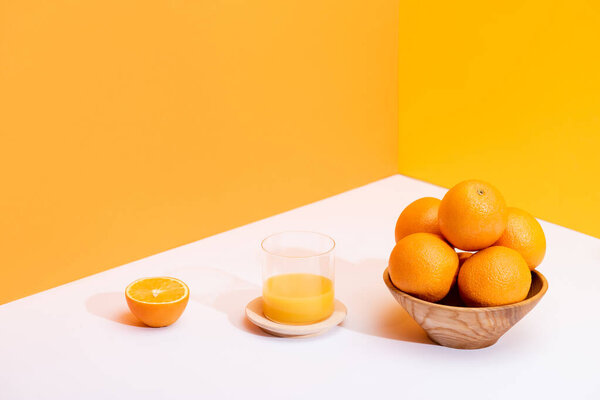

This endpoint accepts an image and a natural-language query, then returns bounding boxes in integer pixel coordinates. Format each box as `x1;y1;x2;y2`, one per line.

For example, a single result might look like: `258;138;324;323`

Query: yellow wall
398;0;600;238
0;1;398;304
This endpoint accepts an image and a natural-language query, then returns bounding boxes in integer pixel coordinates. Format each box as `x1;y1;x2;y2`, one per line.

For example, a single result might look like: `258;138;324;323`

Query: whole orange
458;246;531;307
394;197;442;242
389;232;459;302
494;207;546;270
439;180;508;251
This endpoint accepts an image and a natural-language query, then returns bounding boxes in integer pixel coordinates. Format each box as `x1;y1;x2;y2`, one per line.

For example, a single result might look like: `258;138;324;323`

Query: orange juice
262;273;334;324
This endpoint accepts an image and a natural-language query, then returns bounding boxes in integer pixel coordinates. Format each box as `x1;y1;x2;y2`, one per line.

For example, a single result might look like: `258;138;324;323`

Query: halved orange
125;277;189;327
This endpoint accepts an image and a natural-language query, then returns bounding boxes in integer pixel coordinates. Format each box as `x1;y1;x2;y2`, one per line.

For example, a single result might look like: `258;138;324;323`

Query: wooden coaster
245;297;347;338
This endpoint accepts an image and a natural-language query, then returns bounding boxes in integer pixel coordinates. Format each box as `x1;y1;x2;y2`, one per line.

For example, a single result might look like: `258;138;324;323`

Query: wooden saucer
245;297;347;338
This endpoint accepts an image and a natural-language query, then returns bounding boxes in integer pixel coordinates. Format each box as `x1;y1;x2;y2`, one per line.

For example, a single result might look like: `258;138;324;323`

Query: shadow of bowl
383;268;548;349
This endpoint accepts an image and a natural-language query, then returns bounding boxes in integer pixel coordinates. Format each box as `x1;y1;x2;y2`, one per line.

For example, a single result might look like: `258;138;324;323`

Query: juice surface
262;273;334;324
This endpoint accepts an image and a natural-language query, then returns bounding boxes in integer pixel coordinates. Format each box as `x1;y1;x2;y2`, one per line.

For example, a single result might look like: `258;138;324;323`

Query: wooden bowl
383;268;548;349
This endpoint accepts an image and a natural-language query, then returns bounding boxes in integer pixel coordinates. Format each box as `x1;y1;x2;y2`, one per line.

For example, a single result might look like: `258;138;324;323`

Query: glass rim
260;230;336;259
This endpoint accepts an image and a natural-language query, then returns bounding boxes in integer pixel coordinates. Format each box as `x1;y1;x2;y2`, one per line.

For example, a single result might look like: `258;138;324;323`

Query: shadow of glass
85;292;146;327
172;265;269;337
335;258;434;345
212;289;270;337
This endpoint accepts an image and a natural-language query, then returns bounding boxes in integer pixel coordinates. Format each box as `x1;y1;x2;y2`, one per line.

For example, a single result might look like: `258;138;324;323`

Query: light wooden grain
383;268;548;349
245;297;347;338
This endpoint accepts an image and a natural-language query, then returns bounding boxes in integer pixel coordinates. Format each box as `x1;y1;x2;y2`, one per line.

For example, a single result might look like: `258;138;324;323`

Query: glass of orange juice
261;231;335;325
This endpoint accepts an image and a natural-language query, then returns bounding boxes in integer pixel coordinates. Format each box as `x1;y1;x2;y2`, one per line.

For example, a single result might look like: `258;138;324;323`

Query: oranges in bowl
389;179;546;308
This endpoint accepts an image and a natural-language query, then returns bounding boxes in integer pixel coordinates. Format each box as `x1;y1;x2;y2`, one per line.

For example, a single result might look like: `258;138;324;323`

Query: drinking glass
260;231;335;324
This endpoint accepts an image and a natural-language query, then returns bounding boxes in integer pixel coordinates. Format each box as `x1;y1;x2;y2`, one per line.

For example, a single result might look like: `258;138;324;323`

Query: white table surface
1;175;599;400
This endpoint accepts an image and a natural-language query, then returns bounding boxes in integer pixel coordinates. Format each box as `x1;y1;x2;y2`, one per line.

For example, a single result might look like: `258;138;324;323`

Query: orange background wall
4;0;599;305
397;0;600;238
0;1;399;304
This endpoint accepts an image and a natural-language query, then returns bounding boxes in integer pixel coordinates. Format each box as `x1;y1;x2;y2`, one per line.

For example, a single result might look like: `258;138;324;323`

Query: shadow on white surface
336;258;434;345
212;288;270;336
173;266;269;337
85;292;146;327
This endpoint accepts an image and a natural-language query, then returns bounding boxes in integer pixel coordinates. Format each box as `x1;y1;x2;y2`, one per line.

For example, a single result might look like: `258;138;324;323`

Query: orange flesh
127;278;187;303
